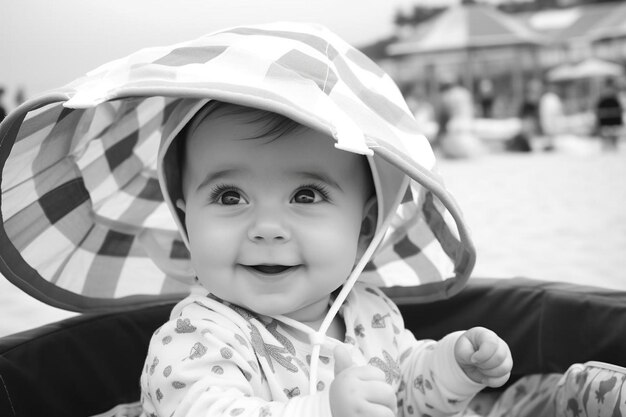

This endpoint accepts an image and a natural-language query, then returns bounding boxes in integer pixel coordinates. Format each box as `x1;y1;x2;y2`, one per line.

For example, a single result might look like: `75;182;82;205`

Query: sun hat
0;22;475;313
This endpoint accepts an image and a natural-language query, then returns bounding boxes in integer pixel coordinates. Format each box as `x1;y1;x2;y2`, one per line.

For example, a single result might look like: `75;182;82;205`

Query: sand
437;138;626;290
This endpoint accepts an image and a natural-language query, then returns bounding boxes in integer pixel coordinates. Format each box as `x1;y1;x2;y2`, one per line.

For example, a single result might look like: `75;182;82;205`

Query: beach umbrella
574;58;623;79
387;3;544;56
547;58;624;82
546;63;579;82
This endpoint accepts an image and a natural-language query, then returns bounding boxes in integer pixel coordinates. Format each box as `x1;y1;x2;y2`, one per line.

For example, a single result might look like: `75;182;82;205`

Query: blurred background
1;0;625;337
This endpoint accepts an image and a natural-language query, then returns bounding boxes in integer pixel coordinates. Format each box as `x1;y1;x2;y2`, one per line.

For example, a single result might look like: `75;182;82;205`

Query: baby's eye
212;189;248;205
220;190;246;205
291;187;327;204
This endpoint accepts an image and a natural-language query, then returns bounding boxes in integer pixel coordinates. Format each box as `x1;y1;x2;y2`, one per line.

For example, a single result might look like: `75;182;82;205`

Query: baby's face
179;111;373;322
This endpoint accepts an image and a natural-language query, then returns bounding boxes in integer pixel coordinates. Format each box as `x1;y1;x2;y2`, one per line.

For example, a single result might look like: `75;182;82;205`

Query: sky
0;0;466;104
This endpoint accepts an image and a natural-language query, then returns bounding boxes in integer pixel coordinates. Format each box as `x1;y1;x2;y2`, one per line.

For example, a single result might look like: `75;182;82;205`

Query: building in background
383;3;545;118
363;1;626;119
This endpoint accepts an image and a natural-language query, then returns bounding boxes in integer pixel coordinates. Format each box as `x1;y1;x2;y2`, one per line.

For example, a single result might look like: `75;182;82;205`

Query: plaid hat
0;22;475;313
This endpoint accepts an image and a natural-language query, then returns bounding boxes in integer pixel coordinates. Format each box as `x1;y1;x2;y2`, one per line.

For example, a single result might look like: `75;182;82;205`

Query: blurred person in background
477;78;495;119
538;82;564;152
435;76;485;159
594;77;623;151
506;78;542;152
406;83;437;140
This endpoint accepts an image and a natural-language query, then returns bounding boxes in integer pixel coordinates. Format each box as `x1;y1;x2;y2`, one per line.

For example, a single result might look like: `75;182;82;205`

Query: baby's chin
224;294;331;322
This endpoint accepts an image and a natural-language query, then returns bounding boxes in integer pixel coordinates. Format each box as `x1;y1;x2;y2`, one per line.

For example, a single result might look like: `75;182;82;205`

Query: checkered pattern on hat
0;22;474;312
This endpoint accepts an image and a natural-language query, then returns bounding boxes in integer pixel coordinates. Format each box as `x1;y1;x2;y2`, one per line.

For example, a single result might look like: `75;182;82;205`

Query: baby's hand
329;345;397;417
454;327;513;388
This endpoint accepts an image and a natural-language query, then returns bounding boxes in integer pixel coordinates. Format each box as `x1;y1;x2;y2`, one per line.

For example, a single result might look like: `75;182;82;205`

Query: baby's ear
175;198;186;213
357;196;378;256
174;198;189;236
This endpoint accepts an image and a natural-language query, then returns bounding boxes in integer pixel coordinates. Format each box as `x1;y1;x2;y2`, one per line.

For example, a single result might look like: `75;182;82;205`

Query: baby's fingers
482;372;511;388
475;353;513;376
474;348;513;388
363;381;398;416
471;339;511;369
456;328;513;387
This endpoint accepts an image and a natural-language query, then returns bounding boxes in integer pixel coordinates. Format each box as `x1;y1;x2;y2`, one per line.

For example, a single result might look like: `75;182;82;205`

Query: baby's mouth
244;264;298;275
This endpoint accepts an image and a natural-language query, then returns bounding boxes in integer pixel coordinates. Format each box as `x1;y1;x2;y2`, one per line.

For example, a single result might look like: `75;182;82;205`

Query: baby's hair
177;100;305;176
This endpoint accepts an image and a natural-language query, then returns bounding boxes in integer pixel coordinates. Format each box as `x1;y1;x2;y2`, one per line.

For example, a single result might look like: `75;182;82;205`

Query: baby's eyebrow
196;168;245;191
293;171;343;192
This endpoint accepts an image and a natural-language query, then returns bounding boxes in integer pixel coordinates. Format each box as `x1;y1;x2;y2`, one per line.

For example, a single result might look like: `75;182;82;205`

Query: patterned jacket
141;282;483;417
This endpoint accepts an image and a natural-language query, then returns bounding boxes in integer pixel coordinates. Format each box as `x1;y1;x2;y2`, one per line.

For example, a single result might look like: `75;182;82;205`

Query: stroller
1;277;626;416
1;23;626;417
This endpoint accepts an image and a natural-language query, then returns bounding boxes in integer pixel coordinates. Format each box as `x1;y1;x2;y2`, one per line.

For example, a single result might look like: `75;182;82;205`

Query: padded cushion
392;277;626;381
0;303;171;416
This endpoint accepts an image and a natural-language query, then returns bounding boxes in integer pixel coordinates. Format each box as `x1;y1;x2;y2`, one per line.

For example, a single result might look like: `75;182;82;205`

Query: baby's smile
241;264;301;276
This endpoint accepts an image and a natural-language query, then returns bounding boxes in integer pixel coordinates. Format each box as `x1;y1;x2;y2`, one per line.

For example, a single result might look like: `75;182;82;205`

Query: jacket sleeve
140;315;333;417
395;323;485;415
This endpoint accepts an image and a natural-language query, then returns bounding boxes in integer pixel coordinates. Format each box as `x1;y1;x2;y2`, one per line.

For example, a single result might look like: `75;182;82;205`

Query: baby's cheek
188;230;236;270
189;222;235;251
304;223;360;266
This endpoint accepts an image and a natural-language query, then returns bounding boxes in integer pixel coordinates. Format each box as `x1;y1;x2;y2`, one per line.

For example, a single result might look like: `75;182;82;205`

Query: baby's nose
247;209;291;243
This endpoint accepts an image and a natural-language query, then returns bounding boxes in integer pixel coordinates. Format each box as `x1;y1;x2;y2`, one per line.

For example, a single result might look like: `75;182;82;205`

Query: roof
587;2;626;40
520;2;626;44
388;3;544;56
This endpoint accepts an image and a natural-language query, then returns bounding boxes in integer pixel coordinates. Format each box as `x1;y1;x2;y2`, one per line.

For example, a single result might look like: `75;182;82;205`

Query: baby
140;98;512;416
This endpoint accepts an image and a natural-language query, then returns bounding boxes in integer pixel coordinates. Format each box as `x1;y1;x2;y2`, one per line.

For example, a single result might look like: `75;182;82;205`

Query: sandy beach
438;139;626;290
1;137;625;338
